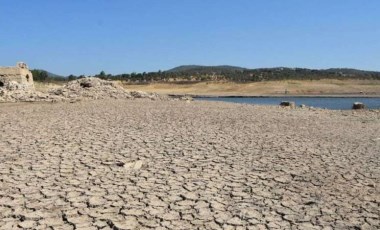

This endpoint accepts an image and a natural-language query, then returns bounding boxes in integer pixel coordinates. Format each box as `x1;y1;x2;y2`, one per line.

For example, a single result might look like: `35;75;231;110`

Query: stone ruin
0;62;45;102
0;62;34;90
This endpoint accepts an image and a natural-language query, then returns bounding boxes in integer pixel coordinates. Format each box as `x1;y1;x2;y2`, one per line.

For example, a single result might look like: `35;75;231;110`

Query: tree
99;71;106;79
68;75;77;81
31;70;49;82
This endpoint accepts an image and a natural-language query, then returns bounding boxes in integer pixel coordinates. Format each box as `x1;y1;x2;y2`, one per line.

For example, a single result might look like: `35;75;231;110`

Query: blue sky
1;0;379;76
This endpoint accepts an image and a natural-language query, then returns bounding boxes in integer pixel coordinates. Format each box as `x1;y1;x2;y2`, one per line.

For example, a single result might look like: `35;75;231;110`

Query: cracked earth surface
0;100;379;230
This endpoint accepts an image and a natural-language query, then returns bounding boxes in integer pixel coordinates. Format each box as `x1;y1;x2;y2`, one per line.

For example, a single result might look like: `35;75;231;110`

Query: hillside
30;69;66;82
123;65;380;96
163;66;380;81
32;69;64;78
31;65;380;83
167;65;247;73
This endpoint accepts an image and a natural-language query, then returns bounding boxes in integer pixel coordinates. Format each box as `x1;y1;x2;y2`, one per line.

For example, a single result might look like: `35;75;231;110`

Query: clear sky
1;0;379;76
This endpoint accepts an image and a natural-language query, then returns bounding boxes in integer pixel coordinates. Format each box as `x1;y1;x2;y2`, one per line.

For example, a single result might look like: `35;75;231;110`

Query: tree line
31;67;380;83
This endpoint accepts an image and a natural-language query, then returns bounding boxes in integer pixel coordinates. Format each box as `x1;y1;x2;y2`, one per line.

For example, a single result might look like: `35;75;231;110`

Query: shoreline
124;79;380;97
169;94;380;98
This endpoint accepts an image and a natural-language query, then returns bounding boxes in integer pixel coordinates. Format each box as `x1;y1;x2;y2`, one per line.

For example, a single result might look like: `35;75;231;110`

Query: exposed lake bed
0;99;379;229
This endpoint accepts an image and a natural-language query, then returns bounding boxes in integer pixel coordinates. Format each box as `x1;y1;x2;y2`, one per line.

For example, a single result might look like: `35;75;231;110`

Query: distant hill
167;65;379;75
167;65;247;73
161;65;380;82
31;65;380;83
31;69;67;82
324;68;380;75
32;69;64;79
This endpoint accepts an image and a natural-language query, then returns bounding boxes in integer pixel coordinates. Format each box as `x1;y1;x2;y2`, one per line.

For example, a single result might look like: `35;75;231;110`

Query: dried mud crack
0;100;379;229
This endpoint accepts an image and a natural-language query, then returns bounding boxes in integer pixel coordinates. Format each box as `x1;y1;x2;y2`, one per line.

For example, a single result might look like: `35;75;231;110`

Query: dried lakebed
0;100;379;230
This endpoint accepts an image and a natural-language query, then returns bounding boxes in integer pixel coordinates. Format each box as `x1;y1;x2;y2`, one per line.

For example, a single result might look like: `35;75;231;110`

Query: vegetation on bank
31;65;380;83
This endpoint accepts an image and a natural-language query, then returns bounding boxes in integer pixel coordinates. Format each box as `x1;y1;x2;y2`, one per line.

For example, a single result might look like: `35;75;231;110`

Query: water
196;96;380;110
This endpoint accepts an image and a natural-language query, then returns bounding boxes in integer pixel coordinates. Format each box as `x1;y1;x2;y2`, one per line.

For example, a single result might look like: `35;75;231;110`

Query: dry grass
122;79;380;96
34;79;380;96
34;81;64;93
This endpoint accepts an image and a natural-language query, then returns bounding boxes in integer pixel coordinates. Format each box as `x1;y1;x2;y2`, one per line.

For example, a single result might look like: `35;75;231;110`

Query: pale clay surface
0;100;379;230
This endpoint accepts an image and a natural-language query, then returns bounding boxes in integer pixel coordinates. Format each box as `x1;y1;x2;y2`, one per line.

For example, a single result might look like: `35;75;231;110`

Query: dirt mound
49;78;131;100
0;78;175;102
49;78;166;100
0;78;189;103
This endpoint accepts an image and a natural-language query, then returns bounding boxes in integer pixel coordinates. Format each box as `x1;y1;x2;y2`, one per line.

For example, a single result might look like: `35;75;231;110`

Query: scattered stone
123;160;144;171
123;162;135;170
133;160;143;170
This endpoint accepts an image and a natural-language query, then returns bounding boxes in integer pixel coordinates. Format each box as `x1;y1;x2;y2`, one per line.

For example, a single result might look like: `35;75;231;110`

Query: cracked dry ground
0;100;379;230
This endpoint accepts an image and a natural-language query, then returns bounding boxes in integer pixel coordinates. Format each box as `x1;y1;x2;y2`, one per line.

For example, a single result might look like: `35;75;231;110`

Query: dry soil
0;100;379;229
123;80;380;96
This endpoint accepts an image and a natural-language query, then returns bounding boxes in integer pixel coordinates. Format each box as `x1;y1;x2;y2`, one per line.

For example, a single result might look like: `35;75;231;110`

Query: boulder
280;101;296;108
352;102;365;110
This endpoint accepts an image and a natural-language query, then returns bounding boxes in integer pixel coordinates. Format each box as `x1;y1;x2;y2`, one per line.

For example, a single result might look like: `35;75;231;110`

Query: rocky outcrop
49;78;132;100
0;77;184;103
49;78;168;101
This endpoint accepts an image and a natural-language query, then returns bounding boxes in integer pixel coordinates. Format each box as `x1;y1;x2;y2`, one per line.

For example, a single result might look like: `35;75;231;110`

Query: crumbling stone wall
0;62;34;89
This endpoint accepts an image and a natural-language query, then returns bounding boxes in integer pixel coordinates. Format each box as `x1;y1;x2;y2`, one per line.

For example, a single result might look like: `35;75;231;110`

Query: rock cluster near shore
0;77;173;102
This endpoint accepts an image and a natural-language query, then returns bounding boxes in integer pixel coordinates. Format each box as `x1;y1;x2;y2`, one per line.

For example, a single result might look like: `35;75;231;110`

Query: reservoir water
196;96;380;110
